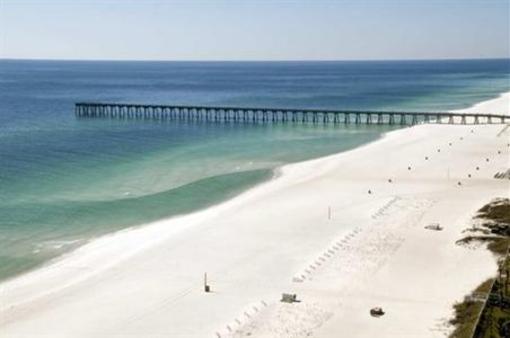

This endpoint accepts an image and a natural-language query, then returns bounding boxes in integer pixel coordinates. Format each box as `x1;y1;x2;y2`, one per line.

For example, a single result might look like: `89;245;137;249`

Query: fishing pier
75;102;508;125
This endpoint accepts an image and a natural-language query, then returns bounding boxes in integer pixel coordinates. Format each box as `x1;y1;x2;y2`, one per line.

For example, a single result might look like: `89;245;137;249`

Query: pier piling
74;102;508;126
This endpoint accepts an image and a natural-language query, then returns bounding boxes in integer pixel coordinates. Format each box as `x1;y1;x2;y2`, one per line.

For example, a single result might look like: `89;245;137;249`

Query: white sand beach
1;92;509;338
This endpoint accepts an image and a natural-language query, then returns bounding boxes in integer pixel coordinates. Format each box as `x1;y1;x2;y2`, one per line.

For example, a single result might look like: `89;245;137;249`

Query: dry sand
0;92;509;338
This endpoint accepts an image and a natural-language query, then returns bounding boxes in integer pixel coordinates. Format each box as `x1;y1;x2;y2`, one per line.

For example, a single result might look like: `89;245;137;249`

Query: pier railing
75;102;509;125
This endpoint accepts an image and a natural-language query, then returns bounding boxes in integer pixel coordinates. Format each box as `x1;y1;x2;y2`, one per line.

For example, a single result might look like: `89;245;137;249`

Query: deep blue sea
0;59;508;281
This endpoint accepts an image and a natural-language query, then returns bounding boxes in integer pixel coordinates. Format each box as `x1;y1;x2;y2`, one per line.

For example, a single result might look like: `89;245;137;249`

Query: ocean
0;59;508;281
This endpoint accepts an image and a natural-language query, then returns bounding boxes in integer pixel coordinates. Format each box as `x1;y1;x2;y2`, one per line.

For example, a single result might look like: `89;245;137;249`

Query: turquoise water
0;59;509;280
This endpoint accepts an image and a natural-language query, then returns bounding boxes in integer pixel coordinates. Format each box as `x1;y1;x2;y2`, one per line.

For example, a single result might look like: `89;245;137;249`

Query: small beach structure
204;273;210;293
370;307;385;317
425;223;443;231
281;293;298;303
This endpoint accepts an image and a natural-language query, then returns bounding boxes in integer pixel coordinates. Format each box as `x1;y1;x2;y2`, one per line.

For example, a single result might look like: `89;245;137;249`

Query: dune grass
449;279;494;338
450;198;510;338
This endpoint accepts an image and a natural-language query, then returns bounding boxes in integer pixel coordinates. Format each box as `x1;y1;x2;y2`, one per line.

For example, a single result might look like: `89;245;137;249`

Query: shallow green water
0;59;508;281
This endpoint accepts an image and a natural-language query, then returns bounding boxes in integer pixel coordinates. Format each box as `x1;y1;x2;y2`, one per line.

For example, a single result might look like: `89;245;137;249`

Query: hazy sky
1;0;509;61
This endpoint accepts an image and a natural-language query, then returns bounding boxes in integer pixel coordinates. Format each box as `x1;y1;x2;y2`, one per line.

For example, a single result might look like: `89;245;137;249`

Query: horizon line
1;57;509;63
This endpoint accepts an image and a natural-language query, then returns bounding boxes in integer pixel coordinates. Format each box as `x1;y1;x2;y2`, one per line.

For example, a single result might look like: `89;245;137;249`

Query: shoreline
1;91;509;337
2;91;508;285
450;91;510;115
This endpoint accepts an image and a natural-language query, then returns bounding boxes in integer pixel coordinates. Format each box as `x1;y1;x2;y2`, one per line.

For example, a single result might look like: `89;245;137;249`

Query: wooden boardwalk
75;102;509;125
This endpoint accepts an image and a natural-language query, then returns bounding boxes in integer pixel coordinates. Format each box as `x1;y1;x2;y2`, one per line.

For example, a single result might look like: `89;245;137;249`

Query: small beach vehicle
370;307;385;317
281;293;298;303
424;223;443;231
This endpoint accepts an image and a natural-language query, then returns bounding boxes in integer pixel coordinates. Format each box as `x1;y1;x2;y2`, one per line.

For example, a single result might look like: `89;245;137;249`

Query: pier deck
75;102;508;125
